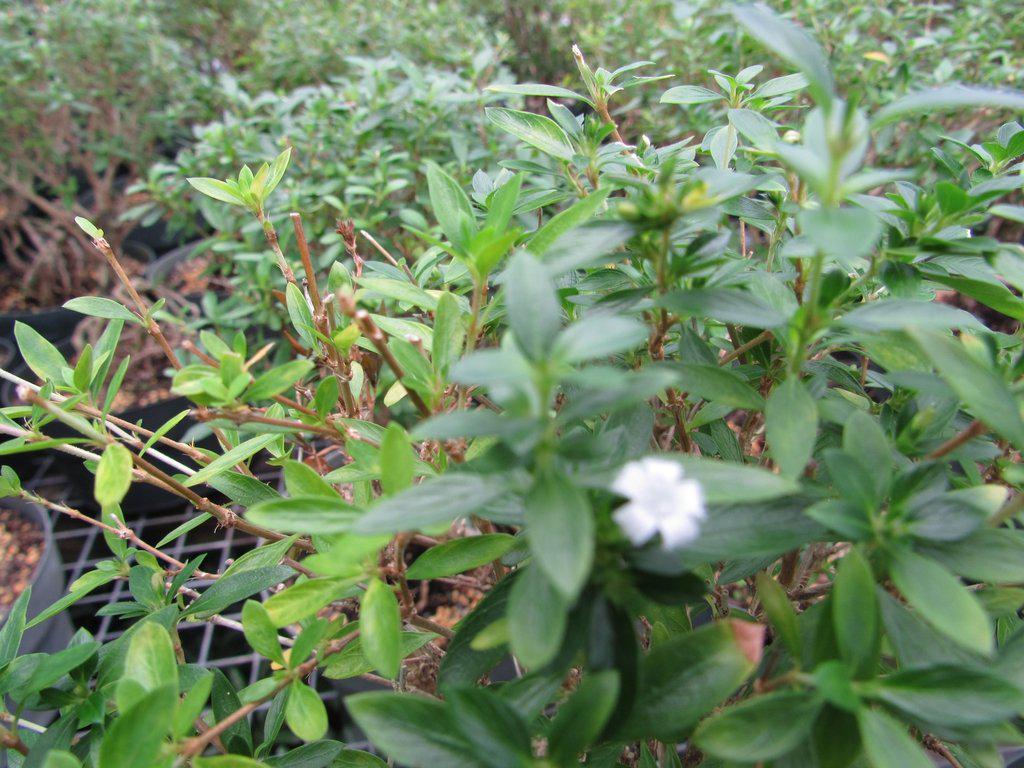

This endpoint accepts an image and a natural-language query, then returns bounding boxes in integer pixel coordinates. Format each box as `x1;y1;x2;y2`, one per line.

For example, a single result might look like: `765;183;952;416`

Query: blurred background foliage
1;0;1022;297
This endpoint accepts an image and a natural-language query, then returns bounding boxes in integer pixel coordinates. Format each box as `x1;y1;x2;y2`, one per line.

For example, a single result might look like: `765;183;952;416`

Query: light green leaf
14;321;68;382
406;534;517;580
63;297;140;324
889;549;993;655
184;434;279;487
95;443;134;508
362;578;402;679
908;330;1024;450
766;378;817;479
285;681;328;742
525;473;593;601
486;107;576;161
874;85;1024;127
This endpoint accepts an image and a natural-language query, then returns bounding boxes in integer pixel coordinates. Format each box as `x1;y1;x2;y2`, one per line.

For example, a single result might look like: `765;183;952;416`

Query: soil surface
0;252;147;313
160;252;224;296
0;507;43;617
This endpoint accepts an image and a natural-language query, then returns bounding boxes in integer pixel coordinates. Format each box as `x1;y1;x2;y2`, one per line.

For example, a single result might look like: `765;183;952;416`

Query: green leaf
362;577;401;679
323;632;437;680
74;216;103;238
446;688;532;765
40;751;81;768
286;282;316;348
731;3;835;103
184;565;293;617
800;207;881;267
94;443;133;508
866;666;1024;727
25;570;117;629
873;85;1024;127
694;690;823;761
358;277;437;311
185;434;279;487
833;548;880;677
547;670;620;765
187;177;245;206
264;147;292;200
332;751;388;768
242;601;285;664
923;529;1024;584
247;360;314;401
223;534;301;577
63;297;140;324
286;681;328;742
246;496;359;535
505;250;561;361
0;586;31;666
659;288;787;328
552;315;646;363
524;472;593;601
281;460;339;499
14;321;68;382
352;473;517;535
431;292;465;376
661;85;723;105
528;188;610;256
485;107;576;161
667;456;797;505
123;622;178;696
485;82;592;106
99;685;176;768
484;173;523;233
676;363;764;410
508;564;567;669
264;578;358;627
196;757;269;768
856;708;933;768
346;692;482;768
755;573;801;660
889;549;993;655
766;378;818;479
406;534;516;580
616;620;760;741
908;330;1024;450
379;423;414;496
838;300;985;332
425;161;475;252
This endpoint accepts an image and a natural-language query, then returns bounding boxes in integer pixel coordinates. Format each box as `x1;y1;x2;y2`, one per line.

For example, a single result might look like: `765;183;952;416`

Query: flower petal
613;502;659;546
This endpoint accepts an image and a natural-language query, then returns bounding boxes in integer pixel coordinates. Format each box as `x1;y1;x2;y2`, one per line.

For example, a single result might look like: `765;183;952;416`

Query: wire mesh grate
22;456;375;752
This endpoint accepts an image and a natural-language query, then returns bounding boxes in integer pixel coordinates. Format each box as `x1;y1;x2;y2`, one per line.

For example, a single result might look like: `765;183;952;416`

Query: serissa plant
2;4;1024;767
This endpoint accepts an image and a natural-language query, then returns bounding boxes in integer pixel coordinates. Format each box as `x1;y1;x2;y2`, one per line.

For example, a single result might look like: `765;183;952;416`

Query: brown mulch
0;507;43;616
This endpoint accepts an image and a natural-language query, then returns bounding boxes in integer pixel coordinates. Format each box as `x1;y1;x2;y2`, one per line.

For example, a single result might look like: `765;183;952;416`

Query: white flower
611;456;706;550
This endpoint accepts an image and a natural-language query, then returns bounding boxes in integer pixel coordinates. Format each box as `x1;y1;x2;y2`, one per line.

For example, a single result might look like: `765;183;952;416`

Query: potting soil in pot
0;506;43;617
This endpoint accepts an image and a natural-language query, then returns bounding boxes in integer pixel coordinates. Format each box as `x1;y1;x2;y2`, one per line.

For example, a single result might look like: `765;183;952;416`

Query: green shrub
2;5;1024;768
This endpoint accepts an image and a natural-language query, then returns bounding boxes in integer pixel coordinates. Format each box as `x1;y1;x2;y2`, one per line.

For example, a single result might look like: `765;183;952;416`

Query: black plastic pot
143;240;203;285
62;394;206;515
0;497;73;656
0;240;156;361
0;305;80;352
0;337;14;370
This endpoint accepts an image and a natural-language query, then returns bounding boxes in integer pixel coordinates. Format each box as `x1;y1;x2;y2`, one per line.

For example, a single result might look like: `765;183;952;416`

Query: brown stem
0;727;29;756
720;330;773;365
926;420;985;460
